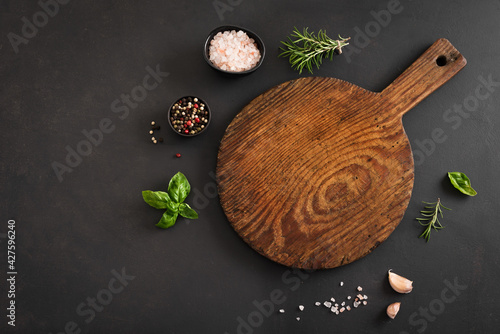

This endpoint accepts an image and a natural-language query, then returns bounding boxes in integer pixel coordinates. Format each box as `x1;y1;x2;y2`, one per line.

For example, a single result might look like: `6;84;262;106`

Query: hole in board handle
436;55;447;67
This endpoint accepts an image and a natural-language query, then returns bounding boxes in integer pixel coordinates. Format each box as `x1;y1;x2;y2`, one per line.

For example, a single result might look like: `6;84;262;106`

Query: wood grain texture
216;39;466;269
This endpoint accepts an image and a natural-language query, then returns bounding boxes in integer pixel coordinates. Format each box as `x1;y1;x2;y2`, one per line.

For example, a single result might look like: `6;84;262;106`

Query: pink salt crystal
208;30;261;72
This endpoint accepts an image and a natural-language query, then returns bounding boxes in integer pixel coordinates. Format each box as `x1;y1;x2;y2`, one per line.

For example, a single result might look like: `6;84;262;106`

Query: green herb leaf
168;172;191;203
167;200;180;213
448;172;477;196
179;203;198;219
143;172;199;229
156;210;178;229
142;190;172;209
279;27;350;74
416;198;451;242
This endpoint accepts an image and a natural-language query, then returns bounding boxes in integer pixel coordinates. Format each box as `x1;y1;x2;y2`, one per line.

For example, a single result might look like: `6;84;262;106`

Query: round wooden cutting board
216;39;466;269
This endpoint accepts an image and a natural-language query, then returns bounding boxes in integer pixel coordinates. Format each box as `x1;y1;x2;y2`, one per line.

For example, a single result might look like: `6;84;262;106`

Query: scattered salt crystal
363;301;368;306
340;281;344;286
296;317;300;321
324;301;332;308
347;296;352;300
363;295;368;300
341;301;345;306
346;306;351;311
330;297;335;302
340;307;345;313
357;286;363;291
279;309;285;313
298;305;304;311
330;306;336;313
315;302;321;306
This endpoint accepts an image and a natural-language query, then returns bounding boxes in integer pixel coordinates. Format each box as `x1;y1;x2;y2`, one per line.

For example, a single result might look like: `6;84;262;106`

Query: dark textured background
1;0;499;333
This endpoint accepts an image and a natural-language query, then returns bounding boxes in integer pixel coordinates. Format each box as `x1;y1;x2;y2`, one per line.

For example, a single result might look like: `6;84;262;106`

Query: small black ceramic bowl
168;96;211;137
204;25;265;75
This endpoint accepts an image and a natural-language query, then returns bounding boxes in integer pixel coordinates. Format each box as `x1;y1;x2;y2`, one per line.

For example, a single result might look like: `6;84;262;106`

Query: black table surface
1;1;499;333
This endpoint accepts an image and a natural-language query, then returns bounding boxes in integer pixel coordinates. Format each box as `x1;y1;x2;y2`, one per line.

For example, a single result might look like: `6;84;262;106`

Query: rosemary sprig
417;198;451;242
279;27;350;74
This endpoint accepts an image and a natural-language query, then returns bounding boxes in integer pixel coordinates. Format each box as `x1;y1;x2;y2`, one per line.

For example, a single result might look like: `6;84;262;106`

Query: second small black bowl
204;25;265;75
168;96;211;137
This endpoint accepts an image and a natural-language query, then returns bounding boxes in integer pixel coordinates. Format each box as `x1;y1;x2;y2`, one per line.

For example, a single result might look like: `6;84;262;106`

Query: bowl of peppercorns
168;96;210;137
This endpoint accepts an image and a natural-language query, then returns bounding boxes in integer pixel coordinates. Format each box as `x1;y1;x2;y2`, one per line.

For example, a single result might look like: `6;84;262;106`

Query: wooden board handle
381;38;467;118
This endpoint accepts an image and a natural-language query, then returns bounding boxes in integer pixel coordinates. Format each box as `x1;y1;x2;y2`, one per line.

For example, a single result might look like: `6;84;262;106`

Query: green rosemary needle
279;27;350;74
417;198;451;242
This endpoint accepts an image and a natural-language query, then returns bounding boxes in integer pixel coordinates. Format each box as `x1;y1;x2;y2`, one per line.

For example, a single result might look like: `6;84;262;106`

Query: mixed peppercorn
149;121;163;144
169;97;209;136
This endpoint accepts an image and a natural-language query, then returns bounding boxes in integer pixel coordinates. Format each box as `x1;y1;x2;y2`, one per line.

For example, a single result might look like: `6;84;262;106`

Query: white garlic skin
387;302;401;319
388;270;413;293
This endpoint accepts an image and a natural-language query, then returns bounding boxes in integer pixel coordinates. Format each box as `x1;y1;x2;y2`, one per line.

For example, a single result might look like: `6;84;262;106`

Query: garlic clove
388;270;413;293
386;302;401;319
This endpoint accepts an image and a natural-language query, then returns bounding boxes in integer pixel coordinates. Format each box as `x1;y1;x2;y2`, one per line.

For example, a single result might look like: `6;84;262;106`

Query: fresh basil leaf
156;210;178;229
142;190;173;209
168;172;191;203
448;172;477;196
165;200;180;216
143;172;199;229
179;203;198;219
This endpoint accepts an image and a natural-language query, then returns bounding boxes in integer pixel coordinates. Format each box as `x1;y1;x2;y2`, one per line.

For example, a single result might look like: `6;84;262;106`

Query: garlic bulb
388;270;413;293
386;302;401;319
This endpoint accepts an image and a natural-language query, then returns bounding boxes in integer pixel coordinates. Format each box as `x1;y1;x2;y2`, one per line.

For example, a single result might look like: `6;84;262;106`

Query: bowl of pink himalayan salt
204;26;265;75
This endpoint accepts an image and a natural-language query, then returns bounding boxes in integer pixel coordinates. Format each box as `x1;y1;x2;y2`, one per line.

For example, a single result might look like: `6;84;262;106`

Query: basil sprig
142;172;198;228
448;172;477;196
